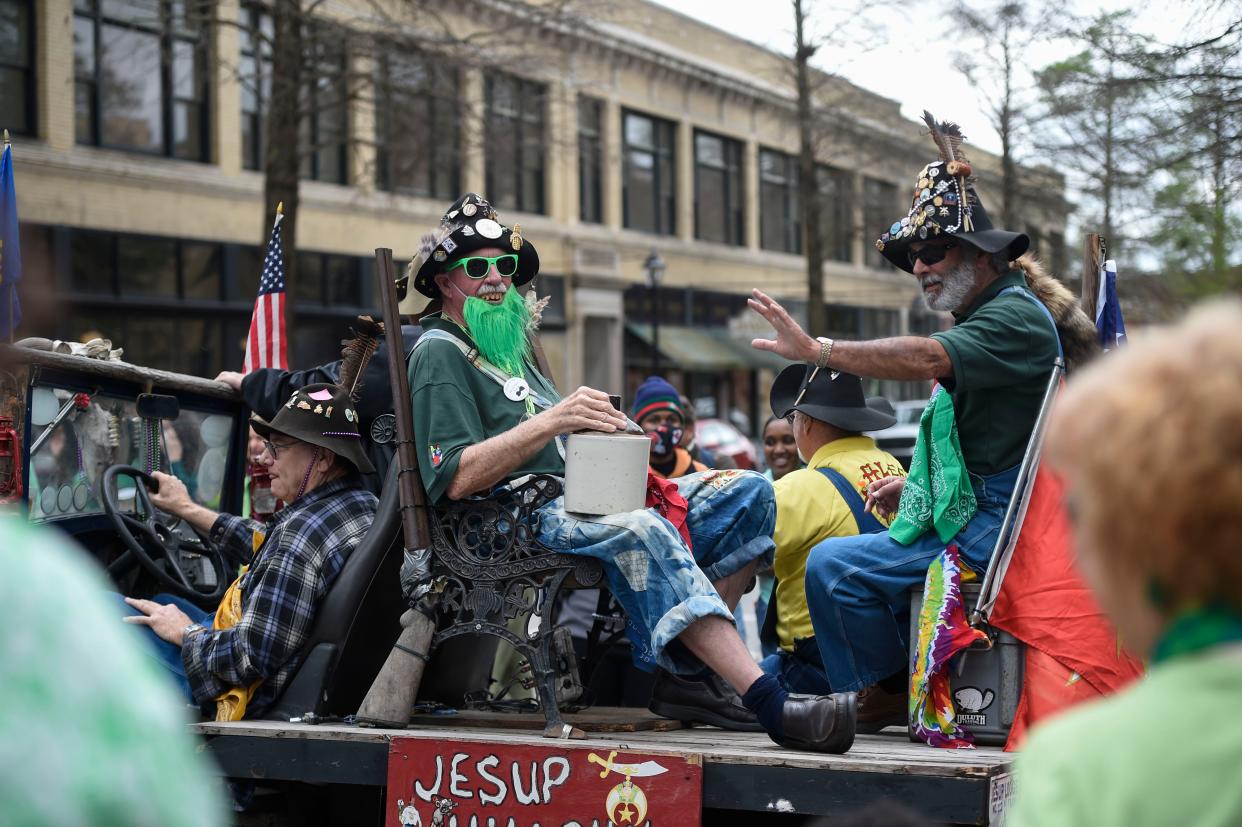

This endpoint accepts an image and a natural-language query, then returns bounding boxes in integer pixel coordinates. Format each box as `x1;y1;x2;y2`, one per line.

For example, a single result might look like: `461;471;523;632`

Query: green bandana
890;389;977;545
462;286;532;378
1152;607;1242;665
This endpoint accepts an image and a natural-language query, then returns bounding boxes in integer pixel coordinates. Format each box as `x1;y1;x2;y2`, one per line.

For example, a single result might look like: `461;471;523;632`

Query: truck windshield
28;384;235;522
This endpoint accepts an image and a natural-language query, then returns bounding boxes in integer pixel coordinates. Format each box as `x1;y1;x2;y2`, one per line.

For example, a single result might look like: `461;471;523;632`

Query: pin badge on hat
475;218;503;239
504;377;531;402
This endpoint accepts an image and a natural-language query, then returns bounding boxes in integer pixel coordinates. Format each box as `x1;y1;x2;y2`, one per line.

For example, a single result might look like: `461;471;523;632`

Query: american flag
243;207;288;372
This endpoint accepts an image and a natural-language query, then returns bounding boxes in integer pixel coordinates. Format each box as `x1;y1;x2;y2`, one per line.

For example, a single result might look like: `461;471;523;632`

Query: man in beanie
121;383;377;719
762;366;904;695
632;376;706;479
406;193;856;753
749;113;1096;730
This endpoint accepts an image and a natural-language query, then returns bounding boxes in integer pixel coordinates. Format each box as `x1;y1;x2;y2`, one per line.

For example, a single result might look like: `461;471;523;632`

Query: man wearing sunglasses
749;113;1095;731
404;193;858;754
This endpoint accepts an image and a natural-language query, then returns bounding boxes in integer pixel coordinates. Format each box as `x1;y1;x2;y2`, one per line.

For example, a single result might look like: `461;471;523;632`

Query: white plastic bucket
563;432;651;515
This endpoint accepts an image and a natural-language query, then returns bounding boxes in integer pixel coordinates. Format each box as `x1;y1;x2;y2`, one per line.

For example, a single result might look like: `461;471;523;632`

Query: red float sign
385;736;703;827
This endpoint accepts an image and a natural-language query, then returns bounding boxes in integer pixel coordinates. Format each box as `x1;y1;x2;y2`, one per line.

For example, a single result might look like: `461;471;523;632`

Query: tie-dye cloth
910;543;990;748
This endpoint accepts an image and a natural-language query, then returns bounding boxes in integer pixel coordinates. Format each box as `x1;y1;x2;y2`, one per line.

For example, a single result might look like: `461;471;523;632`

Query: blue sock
741;673;788;738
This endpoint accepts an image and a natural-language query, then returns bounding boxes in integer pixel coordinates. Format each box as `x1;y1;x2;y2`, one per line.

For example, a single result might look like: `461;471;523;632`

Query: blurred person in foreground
1008;301;1242;827
1;519;226;826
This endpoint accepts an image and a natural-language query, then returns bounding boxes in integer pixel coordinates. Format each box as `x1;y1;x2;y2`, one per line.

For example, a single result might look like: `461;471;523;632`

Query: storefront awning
626;324;792;373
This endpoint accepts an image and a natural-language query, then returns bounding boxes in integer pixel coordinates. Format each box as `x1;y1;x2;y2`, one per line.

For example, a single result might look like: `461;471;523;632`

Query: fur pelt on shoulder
1012;254;1100;373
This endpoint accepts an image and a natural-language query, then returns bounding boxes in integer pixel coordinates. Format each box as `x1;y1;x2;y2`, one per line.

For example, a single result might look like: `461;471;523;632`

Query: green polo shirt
929;271;1060;476
408;314;564;504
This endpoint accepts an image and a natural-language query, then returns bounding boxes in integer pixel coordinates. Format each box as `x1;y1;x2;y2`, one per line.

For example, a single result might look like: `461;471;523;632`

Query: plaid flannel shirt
183;476;377;716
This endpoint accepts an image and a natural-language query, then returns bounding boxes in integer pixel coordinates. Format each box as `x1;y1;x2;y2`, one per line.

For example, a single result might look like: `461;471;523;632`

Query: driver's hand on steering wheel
147;471;193;518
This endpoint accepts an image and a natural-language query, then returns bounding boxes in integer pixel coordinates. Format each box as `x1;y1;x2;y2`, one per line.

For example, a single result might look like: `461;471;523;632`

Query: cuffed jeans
805;464;1020;693
536;469;775;674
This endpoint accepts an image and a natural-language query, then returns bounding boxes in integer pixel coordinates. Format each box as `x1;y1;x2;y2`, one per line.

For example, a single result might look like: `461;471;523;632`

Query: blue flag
0;142;21;340
1095;259;1126;351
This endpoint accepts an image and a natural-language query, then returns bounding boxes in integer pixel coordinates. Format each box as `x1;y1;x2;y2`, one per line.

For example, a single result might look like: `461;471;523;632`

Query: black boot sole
649;699;766;733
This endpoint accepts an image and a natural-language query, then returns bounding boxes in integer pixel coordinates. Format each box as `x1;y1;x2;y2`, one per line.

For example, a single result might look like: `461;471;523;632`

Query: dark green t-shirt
408;315;564;504
929;271;1061;476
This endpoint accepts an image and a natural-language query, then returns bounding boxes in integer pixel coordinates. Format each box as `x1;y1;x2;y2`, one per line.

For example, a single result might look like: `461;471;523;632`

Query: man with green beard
405;193;857;754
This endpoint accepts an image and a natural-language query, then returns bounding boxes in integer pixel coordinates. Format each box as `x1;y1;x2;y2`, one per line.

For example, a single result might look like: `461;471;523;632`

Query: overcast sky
652;0;1215;158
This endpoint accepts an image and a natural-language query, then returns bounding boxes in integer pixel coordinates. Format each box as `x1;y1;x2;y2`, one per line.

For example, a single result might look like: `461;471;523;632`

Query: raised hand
749;289;820;363
545;387;628;435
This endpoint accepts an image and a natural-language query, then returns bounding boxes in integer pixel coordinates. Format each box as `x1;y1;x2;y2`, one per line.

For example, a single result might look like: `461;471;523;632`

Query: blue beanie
632;376;685;423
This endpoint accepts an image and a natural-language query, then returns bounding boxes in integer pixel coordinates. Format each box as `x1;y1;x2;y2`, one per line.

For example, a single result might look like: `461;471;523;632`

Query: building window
578;97;604;225
863;177;898;269
0;0;35;136
73;0;210;161
485;73;545;214
239;3;271;171
1048;231;1066;276
694;130;744;246
759;148;799;254
1026;225;1044;264
375;51;460;199
818;166;854;263
622;110;675;236
300;27;348;184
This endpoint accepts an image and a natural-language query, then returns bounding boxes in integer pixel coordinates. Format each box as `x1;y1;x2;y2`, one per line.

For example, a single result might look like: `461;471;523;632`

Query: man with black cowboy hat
761;366;905;696
122;382;378;720
406;192;857;753
750;112;1095;730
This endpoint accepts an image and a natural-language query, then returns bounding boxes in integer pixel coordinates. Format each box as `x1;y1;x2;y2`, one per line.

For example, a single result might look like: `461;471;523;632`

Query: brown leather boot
856;683;907;734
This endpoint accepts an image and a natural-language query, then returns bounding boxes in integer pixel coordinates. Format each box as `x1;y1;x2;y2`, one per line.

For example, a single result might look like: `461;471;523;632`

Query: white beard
922;260;978;312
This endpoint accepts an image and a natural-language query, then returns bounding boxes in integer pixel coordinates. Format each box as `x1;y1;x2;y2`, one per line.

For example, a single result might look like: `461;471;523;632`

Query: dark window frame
693;129;745;246
0;0;36;137
300;24;349;185
622;109;677;236
577;96;604;225
73;0;211;162
239;2;272;171
374;48;461;200
484;72;547;215
759;147;800;254
818;165;855;264
863;177;899;270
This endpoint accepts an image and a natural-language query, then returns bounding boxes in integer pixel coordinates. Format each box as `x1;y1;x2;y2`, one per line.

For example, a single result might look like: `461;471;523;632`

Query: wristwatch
814;336;835;369
182;622;206;642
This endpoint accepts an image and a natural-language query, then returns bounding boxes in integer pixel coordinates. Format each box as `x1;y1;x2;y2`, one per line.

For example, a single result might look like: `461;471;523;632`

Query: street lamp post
645;250;666;375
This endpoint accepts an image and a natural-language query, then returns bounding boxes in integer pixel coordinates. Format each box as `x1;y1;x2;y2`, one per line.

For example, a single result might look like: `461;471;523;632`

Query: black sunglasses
907;240;958;268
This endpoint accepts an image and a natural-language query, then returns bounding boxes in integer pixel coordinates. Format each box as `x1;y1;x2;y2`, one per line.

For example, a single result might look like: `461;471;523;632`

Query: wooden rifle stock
355;248;435;728
375;248;430;552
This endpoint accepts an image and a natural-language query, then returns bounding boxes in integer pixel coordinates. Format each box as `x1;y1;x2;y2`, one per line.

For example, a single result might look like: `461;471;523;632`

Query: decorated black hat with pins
875;112;1029;274
408;193;540;298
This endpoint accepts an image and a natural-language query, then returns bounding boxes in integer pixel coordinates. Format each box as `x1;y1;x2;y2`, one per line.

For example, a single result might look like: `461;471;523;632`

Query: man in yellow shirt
760;365;905;695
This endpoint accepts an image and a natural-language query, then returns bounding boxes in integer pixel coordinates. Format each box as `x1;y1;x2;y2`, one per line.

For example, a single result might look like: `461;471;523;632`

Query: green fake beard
463;286;533;376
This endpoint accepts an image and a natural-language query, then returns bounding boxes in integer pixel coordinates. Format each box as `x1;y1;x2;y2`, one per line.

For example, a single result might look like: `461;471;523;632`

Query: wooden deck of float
194;714;1014;823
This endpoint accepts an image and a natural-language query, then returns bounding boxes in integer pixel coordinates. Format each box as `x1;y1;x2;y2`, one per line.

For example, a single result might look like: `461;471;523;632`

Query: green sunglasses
447;253;519;279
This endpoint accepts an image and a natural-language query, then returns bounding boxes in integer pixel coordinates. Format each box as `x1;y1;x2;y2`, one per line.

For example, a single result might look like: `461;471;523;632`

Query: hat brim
413;230;539;298
249;414;376;475
882;229;1030;274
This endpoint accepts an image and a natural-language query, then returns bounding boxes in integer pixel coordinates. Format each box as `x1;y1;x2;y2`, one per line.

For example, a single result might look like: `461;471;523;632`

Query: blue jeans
116;592;212;703
536;469;775;674
805;465;1019;693
759;636;834;695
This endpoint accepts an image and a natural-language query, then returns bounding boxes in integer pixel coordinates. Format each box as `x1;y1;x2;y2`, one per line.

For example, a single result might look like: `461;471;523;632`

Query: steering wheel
100;465;229;602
